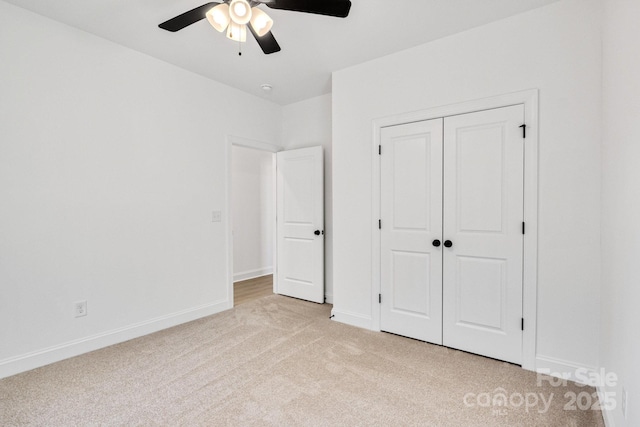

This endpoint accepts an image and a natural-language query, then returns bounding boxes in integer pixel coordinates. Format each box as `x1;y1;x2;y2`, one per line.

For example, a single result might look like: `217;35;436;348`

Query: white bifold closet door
380;105;524;365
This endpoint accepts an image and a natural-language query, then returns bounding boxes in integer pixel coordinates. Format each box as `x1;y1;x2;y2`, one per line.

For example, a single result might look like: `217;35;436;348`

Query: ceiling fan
159;0;352;55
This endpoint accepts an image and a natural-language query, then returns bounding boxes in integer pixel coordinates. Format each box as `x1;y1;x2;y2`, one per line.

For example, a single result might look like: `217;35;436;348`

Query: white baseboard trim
330;308;372;330
0;299;230;380
324;293;334;304
233;267;273;282
596;385;616;427
535;354;598;385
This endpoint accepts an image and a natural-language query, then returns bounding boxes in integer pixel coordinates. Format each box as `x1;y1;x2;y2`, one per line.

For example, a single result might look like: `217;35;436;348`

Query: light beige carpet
0;295;604;426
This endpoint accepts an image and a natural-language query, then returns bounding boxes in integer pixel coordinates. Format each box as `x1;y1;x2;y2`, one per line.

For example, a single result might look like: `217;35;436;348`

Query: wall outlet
622;387;628;419
212;210;222;222
74;300;87;318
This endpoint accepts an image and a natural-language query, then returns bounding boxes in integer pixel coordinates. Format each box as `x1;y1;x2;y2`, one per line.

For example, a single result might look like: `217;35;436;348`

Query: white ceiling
4;0;560;105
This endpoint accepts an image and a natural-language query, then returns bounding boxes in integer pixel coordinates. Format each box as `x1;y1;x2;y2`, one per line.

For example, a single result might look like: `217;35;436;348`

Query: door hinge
378;219;381;229
379;294;382;304
378;145;382;155
522;222;525;235
521;318;524;331
519;124;527;139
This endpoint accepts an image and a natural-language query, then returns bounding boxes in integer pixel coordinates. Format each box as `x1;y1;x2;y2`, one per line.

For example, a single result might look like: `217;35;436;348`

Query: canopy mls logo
463;368;619;416
463;388;554;415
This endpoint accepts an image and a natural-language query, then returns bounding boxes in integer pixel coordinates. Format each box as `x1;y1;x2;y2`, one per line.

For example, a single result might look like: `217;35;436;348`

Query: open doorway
230;143;276;306
226;136;326;308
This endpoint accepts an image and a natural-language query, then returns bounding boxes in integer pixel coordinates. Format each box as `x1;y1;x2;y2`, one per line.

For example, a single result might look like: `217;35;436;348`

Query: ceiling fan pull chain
238;36;242;56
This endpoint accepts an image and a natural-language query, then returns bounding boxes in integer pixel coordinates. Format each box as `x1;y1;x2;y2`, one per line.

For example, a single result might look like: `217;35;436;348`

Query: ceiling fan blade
248;25;281;54
159;2;218;32
266;0;351;18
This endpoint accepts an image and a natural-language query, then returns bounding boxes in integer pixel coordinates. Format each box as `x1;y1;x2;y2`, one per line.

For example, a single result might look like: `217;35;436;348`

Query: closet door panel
380;119;443;344
442;105;525;365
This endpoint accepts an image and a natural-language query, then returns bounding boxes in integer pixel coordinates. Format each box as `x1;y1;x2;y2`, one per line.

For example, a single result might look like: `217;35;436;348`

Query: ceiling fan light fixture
229;0;252;25
226;21;247;42
159;0;352;55
205;3;230;32
250;8;273;37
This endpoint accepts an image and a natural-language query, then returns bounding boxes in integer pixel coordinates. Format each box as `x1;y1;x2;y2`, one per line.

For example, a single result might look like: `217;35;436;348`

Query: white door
442;105;524;364
380;119;444;343
379;105;525;364
276;146;324;303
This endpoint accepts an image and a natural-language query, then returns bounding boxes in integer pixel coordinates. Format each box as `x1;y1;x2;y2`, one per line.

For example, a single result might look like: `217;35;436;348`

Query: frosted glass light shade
249;8;273;37
229;0;252;25
226;22;247;42
206;3;230;32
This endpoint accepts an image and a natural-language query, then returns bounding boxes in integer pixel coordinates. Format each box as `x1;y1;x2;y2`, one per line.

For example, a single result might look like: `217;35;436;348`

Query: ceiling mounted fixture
159;0;352;55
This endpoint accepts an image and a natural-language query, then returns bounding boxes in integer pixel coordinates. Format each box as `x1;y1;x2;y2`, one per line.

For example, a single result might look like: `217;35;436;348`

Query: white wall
332;0;602;373
600;0;640;425
282;94;334;302
0;1;281;378
231;146;273;281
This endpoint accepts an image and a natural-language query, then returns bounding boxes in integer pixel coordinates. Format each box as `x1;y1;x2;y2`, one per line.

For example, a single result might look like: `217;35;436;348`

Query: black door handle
432;239;441;247
314;230;321;236
444;240;453;248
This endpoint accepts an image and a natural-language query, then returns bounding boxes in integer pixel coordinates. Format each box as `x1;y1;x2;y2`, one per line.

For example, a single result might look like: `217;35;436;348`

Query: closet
379;105;524;364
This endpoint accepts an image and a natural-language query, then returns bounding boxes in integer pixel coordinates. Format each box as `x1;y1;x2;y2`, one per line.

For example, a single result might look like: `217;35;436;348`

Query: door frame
226;135;282;308
371;89;539;371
